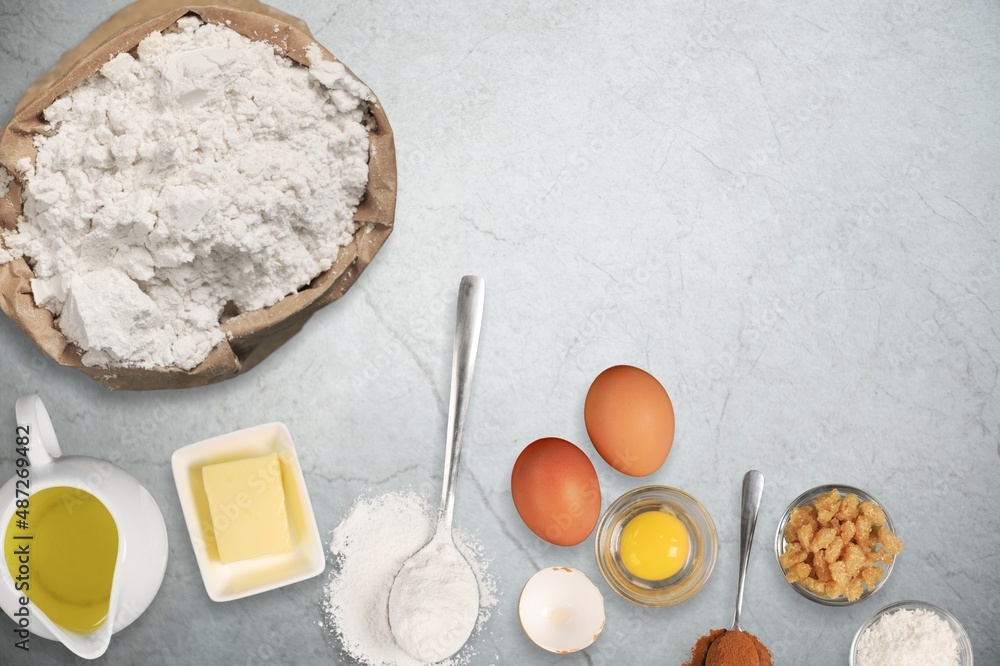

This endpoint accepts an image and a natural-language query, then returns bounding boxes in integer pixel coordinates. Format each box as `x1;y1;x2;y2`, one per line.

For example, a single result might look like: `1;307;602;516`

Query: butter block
202;453;292;564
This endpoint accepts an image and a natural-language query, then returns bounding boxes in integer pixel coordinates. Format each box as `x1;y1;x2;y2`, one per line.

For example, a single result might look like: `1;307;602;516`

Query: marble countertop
1;1;998;664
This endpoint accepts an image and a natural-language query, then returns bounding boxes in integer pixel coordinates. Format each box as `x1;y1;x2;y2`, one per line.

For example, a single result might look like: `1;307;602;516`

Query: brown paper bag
0;0;396;390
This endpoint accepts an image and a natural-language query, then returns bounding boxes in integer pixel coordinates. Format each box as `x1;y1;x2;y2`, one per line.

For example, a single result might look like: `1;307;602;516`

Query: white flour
855;608;960;666
322;491;498;666
388;532;480;663
1;17;371;369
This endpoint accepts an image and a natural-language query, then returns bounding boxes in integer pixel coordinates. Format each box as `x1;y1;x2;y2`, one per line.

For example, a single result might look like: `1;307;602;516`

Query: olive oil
4;486;118;633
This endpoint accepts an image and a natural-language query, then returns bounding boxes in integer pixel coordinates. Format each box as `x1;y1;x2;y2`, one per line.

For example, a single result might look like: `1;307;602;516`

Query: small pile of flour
323;491;498;666
0;17;371;369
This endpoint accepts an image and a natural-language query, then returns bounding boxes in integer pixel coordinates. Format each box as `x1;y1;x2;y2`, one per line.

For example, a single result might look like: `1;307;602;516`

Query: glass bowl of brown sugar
774;484;901;606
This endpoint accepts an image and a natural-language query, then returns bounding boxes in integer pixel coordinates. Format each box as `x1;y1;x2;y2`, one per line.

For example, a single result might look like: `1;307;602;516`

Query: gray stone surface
1;0;998;664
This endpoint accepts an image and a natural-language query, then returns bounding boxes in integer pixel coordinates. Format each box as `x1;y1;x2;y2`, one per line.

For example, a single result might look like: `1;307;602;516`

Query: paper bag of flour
0;0;396;390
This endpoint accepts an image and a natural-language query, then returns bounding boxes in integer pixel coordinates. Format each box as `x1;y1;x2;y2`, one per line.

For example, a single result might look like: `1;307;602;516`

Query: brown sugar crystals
779;489;904;602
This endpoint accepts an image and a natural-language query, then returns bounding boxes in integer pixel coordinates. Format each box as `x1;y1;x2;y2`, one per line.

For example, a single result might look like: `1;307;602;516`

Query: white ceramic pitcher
0;395;168;659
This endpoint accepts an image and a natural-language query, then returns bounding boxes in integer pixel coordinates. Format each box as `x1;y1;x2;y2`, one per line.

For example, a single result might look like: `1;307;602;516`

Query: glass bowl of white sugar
850;599;973;666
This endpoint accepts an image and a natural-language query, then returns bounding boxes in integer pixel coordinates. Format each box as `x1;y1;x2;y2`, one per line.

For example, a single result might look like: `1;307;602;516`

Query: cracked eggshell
518;567;605;654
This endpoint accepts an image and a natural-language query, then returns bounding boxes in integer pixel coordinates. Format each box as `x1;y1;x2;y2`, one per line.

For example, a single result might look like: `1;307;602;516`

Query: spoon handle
733;469;764;630
440;276;485;533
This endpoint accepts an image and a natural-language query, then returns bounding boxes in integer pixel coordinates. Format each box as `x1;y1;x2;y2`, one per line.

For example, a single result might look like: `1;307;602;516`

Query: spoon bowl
388;527;479;663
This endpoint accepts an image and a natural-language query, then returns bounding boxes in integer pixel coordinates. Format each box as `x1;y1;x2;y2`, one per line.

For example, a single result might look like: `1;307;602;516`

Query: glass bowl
850;600;973;665
774;484;898;606
595;486;717;607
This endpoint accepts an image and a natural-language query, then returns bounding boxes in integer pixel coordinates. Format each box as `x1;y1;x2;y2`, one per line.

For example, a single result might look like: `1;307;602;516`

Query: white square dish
171;423;325;602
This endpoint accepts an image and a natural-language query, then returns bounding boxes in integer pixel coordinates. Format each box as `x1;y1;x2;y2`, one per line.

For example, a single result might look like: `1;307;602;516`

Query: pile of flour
0;17;371;369
323;491;498;666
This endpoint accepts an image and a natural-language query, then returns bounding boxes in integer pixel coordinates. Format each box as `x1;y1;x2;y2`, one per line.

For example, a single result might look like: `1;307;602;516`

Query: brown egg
510;438;602;546
584;365;674;476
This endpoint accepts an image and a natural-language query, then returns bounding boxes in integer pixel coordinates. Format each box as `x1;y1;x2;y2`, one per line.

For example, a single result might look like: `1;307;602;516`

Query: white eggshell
518;567;605;654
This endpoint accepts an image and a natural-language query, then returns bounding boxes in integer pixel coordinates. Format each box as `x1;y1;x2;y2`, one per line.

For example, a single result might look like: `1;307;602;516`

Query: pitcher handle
15;395;62;468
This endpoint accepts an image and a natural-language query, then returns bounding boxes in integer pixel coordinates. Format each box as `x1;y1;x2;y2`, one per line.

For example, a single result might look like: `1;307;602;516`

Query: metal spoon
388;276;484;663
705;470;766;665
730;469;764;632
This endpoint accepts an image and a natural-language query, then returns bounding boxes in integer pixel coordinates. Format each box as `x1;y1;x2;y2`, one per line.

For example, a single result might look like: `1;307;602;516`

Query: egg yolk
619;510;690;581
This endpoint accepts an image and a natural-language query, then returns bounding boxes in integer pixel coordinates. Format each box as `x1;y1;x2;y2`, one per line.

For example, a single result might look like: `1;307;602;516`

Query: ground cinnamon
706;629;760;666
683;628;773;666
751;633;773;666
684;628;726;666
